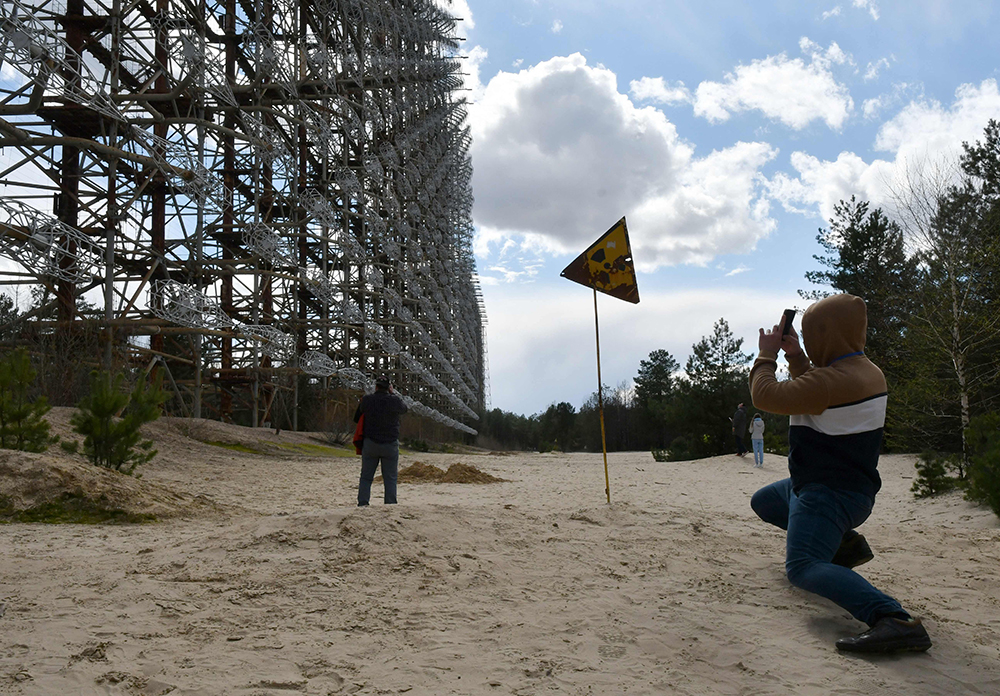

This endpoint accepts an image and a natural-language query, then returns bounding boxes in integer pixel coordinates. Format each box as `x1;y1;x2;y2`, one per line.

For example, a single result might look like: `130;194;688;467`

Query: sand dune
1;415;998;695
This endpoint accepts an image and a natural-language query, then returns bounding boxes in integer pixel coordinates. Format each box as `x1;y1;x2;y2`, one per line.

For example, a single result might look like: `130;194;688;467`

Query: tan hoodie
749;294;887;497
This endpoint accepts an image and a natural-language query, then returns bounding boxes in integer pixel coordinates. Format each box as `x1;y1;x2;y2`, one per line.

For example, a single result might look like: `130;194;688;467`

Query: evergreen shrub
666;435;693;461
0;348;55;452
70;370;167;475
911;452;961;498
966;413;1000;518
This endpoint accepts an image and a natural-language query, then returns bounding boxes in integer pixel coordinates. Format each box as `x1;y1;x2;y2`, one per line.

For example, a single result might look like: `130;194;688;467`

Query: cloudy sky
456;0;1000;416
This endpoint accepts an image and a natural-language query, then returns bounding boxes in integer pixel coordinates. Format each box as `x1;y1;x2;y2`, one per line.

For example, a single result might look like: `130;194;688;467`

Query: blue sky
457;0;1000;415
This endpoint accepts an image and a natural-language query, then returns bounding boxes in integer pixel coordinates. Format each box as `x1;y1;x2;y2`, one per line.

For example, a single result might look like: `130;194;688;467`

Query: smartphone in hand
781;308;796;336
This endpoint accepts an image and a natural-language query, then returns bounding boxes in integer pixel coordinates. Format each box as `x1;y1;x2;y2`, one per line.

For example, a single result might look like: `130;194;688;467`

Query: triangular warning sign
560;217;639;304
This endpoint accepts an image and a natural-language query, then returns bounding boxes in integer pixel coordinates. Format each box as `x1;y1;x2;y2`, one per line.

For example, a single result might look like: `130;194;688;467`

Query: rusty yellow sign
560;217;639;304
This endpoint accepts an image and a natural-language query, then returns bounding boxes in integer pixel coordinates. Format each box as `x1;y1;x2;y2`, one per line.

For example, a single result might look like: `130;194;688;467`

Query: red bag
353;414;365;455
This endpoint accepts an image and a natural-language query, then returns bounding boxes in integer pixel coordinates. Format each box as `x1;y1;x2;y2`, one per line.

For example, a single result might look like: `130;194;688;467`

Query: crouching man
749;294;931;654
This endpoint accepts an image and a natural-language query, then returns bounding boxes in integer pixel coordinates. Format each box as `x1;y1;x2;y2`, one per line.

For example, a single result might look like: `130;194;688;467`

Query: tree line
476;317;766;460
476;120;1000;514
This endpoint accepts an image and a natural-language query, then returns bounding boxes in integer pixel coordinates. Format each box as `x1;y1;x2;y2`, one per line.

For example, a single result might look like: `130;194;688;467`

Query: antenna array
0;0;485;434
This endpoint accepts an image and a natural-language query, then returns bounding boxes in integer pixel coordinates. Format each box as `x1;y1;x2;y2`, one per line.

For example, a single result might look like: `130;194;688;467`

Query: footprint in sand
598;644;627;659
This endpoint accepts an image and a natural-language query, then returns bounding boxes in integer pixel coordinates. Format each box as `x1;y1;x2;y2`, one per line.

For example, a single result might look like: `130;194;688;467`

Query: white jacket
749;417;765;440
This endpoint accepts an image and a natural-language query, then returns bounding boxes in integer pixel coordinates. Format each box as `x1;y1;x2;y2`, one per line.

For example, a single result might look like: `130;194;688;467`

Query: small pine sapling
911;452;960;498
0;348;55;452
71;370;168;475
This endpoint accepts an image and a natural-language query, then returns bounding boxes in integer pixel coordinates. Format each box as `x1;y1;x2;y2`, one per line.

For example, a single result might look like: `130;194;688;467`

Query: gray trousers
358;438;399;505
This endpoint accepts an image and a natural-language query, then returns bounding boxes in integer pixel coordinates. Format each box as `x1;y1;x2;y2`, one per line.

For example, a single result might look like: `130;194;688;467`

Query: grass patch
0;494;157;524
204;441;267;455
274;442;355;457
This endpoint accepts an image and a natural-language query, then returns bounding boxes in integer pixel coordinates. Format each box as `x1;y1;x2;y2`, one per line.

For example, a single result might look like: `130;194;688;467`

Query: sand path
1;445;998;695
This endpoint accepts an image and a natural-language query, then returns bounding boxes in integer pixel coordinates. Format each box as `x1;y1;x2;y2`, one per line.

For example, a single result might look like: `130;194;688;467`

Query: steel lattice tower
0;0;485;434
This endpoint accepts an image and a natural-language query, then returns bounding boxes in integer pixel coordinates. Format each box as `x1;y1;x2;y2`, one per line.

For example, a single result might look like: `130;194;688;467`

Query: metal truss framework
0;0;486;434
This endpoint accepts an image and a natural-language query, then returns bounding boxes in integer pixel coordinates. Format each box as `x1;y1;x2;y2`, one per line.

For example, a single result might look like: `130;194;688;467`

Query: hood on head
801;294;868;368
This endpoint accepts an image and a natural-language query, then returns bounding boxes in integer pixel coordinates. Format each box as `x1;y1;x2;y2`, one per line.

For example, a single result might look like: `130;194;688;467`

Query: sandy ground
1;419;999;695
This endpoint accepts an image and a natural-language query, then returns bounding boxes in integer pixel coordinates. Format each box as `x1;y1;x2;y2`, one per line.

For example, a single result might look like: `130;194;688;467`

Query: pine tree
538;402;577;451
634;349;680;449
965;412;1000;518
0;294;21;341
0;348;54;452
675;319;753;458
801;196;918;372
911;452;960;498
71;370;167;474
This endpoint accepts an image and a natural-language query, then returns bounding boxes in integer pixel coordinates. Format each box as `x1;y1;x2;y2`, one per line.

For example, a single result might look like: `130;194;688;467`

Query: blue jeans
358;438;399;505
752;438;764;465
750;478;906;626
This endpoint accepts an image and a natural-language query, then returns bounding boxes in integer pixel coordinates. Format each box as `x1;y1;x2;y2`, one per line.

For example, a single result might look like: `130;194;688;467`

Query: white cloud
551;19;563;34
726;266;751;277
822;6;842;19
469;53;779;272
464;45;489;100
629;76;693;105
874;80;1000;157
768;79;1000;222
512;58;523;68
862;97;884;119
473;224;504;259
864;57;891;82
487;264;542;283
853;0;880;20
693;39;854;130
475;235;546;285
768;151;884;221
799;38;853;67
861;81;918;120
438;0;474;37
631;141;778;267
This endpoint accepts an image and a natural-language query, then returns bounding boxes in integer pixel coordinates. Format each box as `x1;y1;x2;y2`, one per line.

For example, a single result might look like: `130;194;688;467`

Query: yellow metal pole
594;288;611;504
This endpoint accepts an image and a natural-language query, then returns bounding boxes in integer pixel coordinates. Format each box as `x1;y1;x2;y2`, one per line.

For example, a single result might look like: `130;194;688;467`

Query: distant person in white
749;413;765;468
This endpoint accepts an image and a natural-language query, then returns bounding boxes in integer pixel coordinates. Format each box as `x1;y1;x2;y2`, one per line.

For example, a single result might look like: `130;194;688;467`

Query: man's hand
759;313;803;357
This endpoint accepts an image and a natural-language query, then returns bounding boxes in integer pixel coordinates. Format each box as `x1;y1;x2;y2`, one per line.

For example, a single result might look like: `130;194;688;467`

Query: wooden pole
594;288;611;504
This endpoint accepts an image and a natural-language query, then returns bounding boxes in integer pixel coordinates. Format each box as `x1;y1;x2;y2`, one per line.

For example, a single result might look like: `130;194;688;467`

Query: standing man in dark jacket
749;294;930;653
353;376;408;506
732;403;748;457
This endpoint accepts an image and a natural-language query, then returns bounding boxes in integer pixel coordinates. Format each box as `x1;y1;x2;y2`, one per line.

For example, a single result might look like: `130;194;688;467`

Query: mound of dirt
440;463;505;484
399;461;448;481
0;449;222;523
378;461;504;485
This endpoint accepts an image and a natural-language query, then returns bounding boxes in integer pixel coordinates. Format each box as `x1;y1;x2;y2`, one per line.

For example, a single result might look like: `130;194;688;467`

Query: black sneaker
835;617;932;654
832;533;874;569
